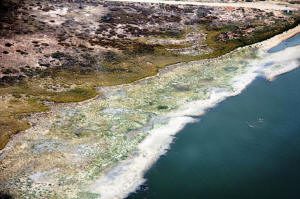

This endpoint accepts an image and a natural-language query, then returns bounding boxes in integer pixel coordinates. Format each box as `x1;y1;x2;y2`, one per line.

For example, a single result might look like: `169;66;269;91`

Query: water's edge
128;62;300;199
0;26;299;199
88;27;300;199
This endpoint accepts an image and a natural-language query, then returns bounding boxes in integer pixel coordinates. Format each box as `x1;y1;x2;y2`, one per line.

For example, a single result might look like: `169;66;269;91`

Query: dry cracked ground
0;0;299;159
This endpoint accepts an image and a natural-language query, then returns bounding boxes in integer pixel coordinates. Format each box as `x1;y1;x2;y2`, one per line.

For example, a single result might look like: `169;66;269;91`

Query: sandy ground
106;0;300;10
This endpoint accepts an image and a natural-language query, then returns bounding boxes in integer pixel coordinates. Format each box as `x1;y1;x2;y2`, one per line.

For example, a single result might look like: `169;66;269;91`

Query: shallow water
127;35;300;199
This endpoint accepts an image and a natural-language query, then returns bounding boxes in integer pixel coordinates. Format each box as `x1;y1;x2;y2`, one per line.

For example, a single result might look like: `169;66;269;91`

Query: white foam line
265;61;299;81
261;46;300;80
88;67;259;199
90;116;196;199
89;29;300;199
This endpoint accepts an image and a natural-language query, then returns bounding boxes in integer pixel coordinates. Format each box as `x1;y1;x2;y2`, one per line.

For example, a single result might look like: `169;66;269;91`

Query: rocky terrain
0;0;299;151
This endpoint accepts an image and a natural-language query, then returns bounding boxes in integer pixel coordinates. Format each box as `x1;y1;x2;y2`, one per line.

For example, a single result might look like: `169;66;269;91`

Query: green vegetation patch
49;87;98;103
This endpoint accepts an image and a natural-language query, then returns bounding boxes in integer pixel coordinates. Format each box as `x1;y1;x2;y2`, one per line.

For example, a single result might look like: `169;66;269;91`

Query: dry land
0;0;299;148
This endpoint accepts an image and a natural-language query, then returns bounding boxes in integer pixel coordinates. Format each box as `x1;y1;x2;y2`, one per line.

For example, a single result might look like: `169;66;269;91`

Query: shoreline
258;25;300;51
0;25;299;198
88;26;300;199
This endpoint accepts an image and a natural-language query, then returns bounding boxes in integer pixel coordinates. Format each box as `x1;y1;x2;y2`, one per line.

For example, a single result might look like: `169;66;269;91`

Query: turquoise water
128;36;300;199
